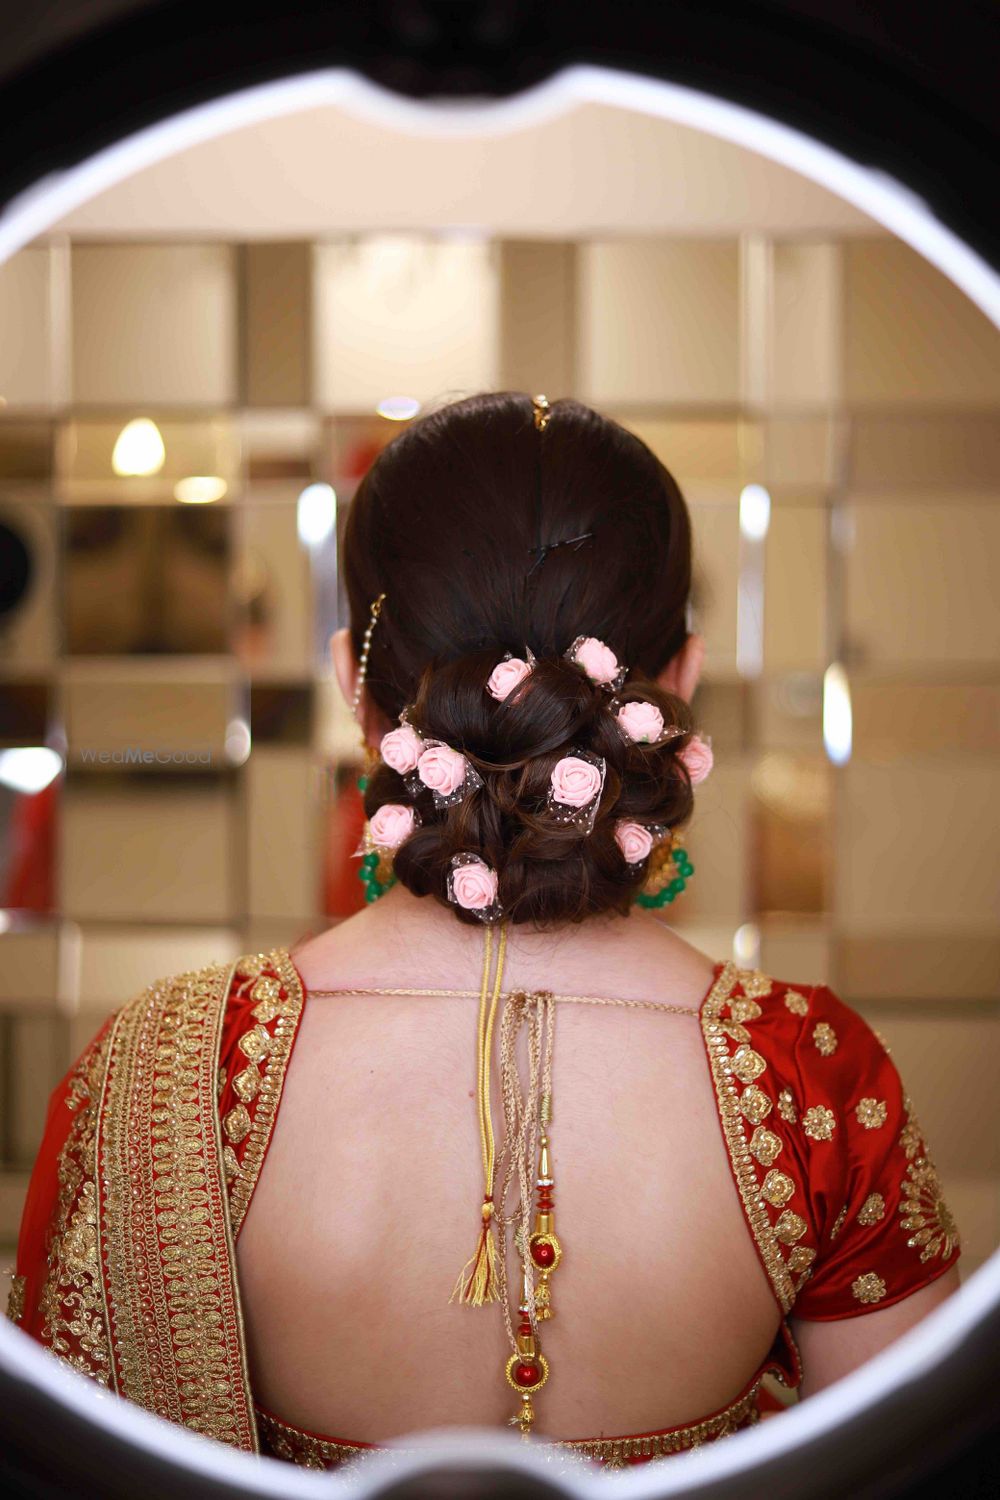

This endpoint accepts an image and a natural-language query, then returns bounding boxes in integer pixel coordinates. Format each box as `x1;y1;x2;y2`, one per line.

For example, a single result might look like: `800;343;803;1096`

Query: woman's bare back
236;889;781;1442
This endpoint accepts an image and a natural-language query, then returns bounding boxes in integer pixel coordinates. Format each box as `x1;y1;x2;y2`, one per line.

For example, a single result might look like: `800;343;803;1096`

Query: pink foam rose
679;734;714;784
487;656;532;701
417;743;468;797
573;636;620;685
381;724;423;775
550;755;602;808
451;858;498;911
615;820;654;864
617;700;665;744
369;803;415;849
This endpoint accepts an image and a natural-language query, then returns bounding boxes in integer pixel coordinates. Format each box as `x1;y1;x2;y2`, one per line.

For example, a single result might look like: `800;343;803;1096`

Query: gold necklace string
306;984;700;1019
492;988;555;1356
449;922;508;1306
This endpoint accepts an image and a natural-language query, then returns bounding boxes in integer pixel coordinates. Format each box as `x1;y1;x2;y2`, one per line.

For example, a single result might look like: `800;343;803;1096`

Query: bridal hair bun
363;644;700;925
343;390;698;926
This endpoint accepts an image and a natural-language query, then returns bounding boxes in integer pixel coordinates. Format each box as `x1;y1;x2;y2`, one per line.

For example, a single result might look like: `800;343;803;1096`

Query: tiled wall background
0;233;997;1281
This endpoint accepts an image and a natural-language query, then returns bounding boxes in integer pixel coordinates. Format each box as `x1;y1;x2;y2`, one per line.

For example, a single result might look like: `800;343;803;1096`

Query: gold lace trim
256;1374;765;1471
6;1274;26;1325
701;966;798;1313
258;1408;373;1468
38;1029;114;1385
100;961;258;1451
227;950;306;1237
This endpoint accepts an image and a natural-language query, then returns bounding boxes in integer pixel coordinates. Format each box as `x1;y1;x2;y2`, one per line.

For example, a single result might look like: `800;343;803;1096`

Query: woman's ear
656;633;705;705
330;627;358;710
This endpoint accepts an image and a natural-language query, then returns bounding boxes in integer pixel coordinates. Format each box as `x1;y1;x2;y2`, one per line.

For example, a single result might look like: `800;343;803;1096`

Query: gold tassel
449;923;507;1306
450;1198;500;1306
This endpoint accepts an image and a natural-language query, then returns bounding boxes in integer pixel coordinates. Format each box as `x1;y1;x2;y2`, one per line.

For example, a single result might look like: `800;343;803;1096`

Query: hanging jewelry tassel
529;1043;561;1318
506;1261;549;1439
493;988;557;1437
450;924;507;1306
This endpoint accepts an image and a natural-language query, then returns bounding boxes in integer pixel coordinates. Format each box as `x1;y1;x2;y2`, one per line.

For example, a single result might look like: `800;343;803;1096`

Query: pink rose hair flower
550;755;603;808
616;700;665;745
368;803;416;849
487;655;532;702
570;636;621;686
416;743;468;798
615;820;654;865
448;856;500;916
381;724;423;775
678;734;714;784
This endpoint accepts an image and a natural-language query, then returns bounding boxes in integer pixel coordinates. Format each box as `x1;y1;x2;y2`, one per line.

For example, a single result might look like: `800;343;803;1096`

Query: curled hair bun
366;647;696;926
345;390;698;927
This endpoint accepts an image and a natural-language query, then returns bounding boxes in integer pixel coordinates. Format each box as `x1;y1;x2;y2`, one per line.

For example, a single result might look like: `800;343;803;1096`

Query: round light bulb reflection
112;418;165;477
375;396;421;422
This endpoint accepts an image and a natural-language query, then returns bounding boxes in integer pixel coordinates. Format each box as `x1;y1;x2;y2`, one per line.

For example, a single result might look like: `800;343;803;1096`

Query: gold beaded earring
352;594;395;903
353;591;386;785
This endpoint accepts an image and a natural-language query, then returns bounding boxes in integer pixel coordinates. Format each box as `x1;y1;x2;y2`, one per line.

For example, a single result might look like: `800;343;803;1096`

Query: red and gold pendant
529;1128;561;1319
506;1269;550;1438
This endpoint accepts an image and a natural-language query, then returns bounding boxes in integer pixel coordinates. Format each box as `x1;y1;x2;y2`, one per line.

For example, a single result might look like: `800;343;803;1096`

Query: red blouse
8;952;961;1472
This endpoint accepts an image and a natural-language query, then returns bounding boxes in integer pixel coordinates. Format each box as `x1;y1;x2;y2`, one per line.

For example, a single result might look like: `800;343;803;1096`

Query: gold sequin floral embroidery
238;1025;274;1064
761;1170;796;1207
858;1193;886;1226
830;1205;848;1240
749;1127;783;1167
777;1088;797;1123
232;1065;261;1104
899;1158;959;1264
739;1085;773;1125
803;1105;836;1141
898;1095;924;1160
722;1021;752;1046
855;1097;887;1130
852;1272;886;1304
738;969;773;1000
774;1210;808;1245
224;1103;252;1144
729;998;762;1023
784;990;809;1016
730;1045;767;1084
787;1245;816;1275
812;1022;837;1057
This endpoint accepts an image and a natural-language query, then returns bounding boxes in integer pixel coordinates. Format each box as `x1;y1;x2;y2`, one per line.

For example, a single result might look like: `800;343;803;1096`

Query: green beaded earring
357;766;397;904
634;834;694;910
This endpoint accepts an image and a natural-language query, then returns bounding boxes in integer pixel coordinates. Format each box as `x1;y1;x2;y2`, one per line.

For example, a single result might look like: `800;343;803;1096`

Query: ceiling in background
46;99;879;240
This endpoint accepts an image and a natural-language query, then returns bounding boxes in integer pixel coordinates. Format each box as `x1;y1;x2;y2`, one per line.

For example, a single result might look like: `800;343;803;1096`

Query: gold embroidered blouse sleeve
217;949;306;1237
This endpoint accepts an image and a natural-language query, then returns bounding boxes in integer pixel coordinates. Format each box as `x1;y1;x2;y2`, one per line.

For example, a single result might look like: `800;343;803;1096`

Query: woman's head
338;391;703;926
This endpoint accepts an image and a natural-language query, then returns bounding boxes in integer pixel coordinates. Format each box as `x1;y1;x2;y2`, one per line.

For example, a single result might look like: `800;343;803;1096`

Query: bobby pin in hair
525;531;596;577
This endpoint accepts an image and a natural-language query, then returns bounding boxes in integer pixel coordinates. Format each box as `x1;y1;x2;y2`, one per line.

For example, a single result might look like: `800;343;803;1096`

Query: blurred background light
224;717;252;766
823;662;853;766
111;417;165;476
0;747;63;795
739;483;772;541
375;396;421;421
733;922;761;968
297;482;338;548
173;475;227;504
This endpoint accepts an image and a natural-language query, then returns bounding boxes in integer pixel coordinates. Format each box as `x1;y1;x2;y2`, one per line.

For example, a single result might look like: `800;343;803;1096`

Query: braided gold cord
307;985;699;1018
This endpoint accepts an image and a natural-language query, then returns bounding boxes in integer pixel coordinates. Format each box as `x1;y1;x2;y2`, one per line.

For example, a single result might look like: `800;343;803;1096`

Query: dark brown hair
343;392;696;926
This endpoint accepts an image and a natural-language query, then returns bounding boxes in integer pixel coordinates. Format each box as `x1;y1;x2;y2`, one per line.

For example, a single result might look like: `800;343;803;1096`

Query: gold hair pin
532;394;551;432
